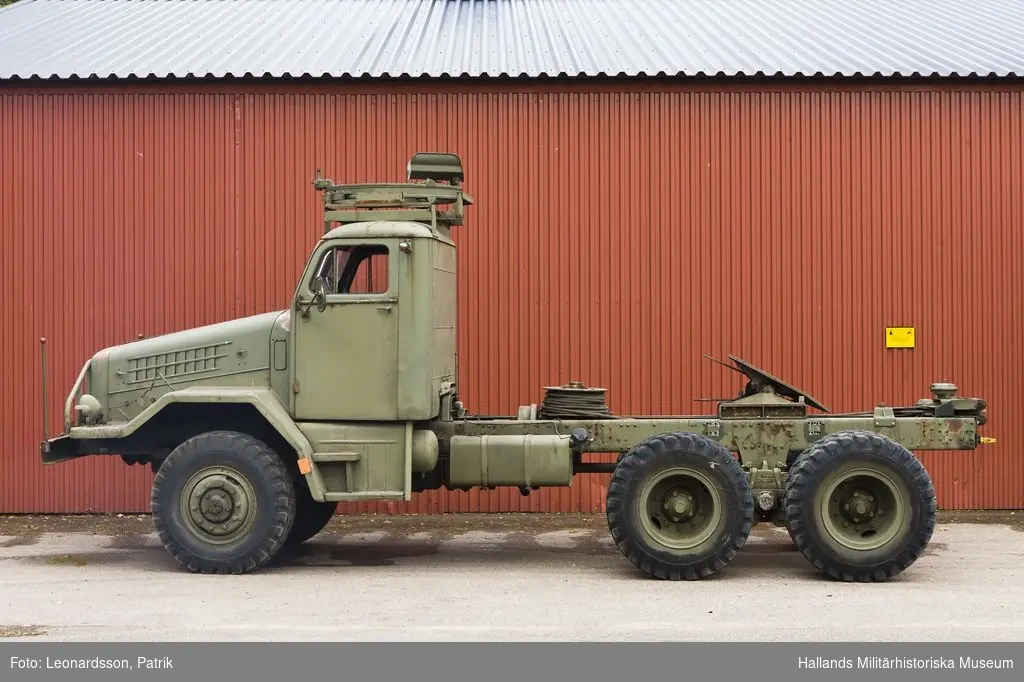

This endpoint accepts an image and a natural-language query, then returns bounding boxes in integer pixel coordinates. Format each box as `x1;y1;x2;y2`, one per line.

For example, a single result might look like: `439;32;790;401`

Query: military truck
39;152;993;582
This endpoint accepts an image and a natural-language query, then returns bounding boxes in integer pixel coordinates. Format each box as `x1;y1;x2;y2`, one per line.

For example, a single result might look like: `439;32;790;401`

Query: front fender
55;387;327;501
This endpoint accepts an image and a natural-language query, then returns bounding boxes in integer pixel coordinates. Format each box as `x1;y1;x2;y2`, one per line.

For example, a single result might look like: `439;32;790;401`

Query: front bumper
40;435;91;464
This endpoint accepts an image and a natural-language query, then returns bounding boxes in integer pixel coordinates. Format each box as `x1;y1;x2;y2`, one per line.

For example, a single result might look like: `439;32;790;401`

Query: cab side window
342;245;389;294
310;244;390;295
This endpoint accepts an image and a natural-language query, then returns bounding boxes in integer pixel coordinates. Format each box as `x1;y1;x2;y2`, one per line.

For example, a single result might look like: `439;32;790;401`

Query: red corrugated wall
1;80;1021;514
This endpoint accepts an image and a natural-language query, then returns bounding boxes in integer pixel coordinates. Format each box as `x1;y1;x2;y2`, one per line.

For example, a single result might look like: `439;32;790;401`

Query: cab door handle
376;305;393;312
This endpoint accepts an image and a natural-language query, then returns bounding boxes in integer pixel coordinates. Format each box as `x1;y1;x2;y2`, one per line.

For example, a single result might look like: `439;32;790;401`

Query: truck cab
288;190;462;425
37;154;473;572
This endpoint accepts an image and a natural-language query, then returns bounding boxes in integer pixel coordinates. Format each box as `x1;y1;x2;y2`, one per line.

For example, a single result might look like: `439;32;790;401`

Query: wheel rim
180;465;258;545
818;467;909;551
637;467;723;551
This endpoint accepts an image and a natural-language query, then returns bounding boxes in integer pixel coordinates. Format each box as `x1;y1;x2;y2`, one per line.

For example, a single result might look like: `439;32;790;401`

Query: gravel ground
0;512;1021;641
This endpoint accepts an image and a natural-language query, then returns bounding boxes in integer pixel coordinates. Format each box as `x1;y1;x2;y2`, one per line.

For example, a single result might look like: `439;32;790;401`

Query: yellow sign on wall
886;327;915;349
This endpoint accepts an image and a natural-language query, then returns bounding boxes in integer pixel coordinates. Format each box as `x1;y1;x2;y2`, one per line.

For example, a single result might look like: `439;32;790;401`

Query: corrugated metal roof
1;0;1023;81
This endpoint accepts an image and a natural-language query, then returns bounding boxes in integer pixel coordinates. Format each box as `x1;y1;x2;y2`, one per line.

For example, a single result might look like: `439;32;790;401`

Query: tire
151;430;296;574
606;432;754;580
784;430;936;582
283;488;338;548
782;431;845;544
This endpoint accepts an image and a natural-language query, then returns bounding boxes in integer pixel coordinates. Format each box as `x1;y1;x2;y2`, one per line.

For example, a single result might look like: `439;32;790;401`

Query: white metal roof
1;0;1022;81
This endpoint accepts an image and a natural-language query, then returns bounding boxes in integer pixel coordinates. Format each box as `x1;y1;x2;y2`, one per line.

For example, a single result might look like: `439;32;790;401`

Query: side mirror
298;277;330;318
312;277;328;313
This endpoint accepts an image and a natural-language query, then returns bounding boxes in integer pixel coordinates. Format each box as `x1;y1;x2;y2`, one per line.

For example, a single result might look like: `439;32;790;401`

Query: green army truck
39;153;994;582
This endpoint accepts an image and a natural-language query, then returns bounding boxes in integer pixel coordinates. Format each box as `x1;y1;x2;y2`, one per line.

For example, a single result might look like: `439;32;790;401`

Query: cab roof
322;220;439;241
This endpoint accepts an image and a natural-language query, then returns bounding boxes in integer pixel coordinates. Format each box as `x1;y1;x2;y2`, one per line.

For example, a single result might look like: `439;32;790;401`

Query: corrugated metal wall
1;80;1021;514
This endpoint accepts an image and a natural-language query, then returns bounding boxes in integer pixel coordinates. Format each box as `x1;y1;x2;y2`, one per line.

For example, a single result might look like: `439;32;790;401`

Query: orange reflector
297;458;312;475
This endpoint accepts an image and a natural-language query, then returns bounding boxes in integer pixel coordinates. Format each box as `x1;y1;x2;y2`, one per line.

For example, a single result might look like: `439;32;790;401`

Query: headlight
75;394;102;421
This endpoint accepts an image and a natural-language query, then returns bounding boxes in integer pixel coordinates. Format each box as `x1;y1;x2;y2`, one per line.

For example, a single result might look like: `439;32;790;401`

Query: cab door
291;239;400;421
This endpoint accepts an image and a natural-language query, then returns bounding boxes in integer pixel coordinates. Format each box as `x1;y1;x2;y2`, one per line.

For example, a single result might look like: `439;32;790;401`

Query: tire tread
784;430;936;582
606;431;754;581
151;430;296;575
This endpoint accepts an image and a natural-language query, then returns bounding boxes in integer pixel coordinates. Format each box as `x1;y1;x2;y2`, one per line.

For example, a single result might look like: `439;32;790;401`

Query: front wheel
283;490;338;548
151;430;296;574
784;431;937;582
606;432;754;580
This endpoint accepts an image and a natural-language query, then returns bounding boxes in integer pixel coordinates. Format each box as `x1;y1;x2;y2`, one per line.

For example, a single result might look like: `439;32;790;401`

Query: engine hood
91;310;288;423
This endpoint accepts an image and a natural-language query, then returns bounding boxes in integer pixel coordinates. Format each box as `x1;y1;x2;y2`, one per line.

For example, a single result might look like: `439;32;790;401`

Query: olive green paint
638;466;725;553
64;386;327;500
437;410;980;461
298;421;429;502
448;434;575;488
41;152;991;525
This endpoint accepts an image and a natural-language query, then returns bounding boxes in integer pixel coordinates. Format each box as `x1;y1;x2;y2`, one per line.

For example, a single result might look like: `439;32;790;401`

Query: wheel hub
199;489;233;523
181;467;258;544
845;490;876;521
638;467;723;552
665;491;694;518
820;468;907;552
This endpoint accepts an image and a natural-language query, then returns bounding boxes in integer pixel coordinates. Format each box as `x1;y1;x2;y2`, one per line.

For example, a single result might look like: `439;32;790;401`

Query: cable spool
538;381;614;420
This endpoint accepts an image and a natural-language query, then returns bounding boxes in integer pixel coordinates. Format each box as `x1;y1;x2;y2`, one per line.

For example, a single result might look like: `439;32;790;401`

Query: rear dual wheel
607;432;754;580
784;431;937;582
